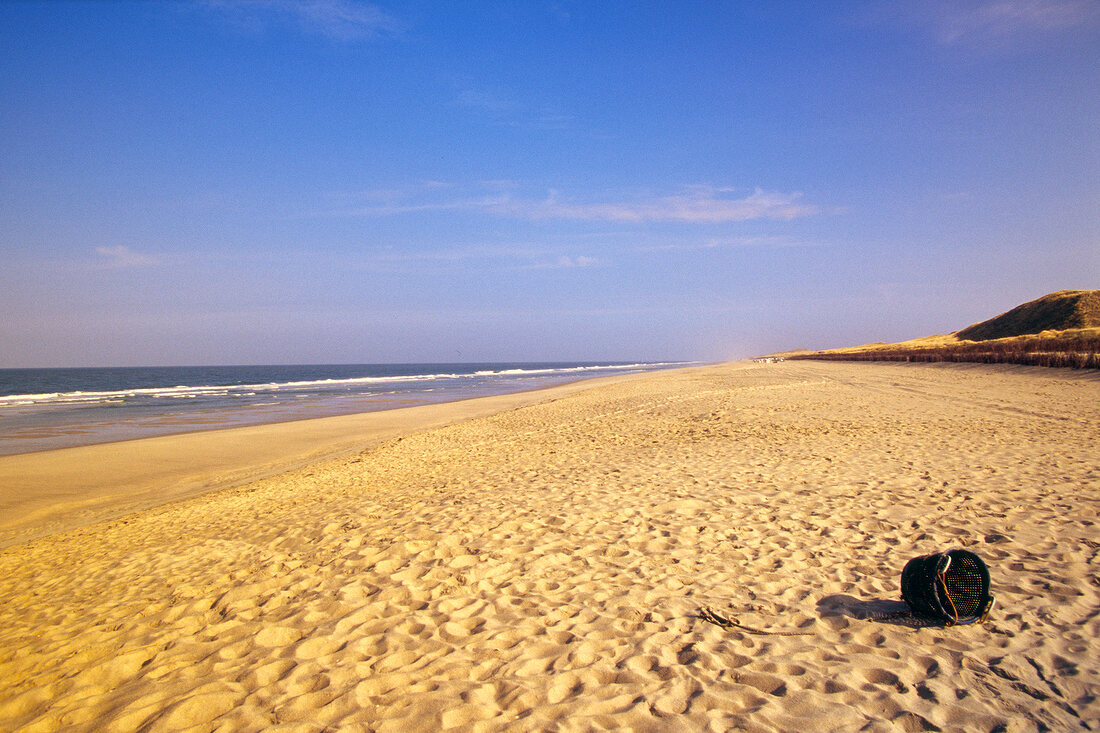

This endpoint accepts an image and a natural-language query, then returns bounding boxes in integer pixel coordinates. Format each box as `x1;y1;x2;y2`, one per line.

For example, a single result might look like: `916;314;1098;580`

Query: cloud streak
536;255;598;270
899;0;1100;44
94;246;161;269
505;188;817;223
202;0;399;41
346;186;819;224
450;78;576;131
642;235;830;252
335;241;600;273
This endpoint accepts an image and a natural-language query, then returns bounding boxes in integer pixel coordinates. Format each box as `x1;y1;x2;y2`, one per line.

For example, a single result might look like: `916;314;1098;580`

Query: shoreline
0;367;696;550
0;379;577;460
0;362;694;458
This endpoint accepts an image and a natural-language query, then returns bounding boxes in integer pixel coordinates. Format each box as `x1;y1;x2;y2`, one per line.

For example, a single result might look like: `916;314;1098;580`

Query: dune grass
956;289;1100;341
788;330;1100;369
785;290;1100;369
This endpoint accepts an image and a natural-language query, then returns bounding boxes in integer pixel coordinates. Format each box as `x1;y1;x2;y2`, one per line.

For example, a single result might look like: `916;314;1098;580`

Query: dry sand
1;361;1098;731
0;376;642;550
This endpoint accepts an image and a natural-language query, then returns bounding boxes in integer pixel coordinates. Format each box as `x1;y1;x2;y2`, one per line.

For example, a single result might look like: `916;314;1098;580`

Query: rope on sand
697;606;815;636
697;605;940;633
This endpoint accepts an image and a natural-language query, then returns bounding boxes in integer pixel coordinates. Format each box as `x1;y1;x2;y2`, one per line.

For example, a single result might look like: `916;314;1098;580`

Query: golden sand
1;361;1098;731
0;376;637;550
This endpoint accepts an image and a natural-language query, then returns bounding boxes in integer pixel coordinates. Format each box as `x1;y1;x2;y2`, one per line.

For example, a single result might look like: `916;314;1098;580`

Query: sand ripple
1;361;1098;730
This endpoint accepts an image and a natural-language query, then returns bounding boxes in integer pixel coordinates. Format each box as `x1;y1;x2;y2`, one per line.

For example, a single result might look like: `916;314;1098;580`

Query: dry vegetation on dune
790;331;1100;369
788;290;1100;370
956;289;1100;341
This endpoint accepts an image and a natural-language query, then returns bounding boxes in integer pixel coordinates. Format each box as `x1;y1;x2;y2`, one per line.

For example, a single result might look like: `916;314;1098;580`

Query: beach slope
0;374;648;550
1;361;1098;730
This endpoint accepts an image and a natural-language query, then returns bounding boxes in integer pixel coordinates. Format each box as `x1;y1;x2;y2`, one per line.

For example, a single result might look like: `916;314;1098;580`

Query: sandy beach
0;373;655;551
1;360;1098;731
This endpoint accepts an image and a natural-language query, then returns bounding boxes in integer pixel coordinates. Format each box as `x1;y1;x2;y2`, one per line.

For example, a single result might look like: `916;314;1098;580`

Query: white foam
0;362;693;409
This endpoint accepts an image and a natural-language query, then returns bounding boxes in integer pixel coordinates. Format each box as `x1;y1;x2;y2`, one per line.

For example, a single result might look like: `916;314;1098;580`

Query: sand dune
1;361;1098;731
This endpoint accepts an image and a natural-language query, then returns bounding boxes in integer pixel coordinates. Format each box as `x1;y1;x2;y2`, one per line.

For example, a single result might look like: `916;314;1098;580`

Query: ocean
0;362;688;456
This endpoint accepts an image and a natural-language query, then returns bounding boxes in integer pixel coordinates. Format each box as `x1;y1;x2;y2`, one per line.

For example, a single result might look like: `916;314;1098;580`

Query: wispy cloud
343;185;820;224
334;180;454;206
94;246;161;269
337;240;599;273
454;87;515;114
449;77;576;131
897;0;1099;45
202;0;399;41
532;255;599;270
643;235;830;252
512;188;817;223
363;243;540;265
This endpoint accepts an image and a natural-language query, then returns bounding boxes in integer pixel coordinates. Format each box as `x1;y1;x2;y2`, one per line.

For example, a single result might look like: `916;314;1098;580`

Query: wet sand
1;361;1098;731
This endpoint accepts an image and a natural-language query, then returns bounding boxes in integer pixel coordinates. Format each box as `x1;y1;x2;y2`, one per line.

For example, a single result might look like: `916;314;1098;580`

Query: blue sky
2;1;1097;366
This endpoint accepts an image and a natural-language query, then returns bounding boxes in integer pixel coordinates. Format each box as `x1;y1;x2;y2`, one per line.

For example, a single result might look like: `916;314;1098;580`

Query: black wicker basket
901;549;994;625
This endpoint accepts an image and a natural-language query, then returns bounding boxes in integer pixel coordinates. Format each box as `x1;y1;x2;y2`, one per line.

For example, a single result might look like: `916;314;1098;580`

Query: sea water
0;362;688;456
